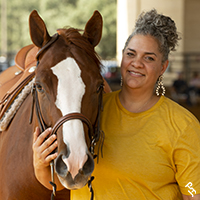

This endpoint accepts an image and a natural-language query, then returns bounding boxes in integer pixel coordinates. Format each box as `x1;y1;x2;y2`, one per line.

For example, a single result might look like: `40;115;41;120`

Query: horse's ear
83;10;103;47
29;10;51;48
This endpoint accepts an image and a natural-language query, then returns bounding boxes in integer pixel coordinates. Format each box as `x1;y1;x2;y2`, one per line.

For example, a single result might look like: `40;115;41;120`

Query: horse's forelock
57;28;101;71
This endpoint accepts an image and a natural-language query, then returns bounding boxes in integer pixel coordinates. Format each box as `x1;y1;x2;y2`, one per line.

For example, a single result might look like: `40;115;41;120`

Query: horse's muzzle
54;152;94;190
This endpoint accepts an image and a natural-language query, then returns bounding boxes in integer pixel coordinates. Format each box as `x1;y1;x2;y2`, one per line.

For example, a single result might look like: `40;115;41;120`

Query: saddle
0;44;39;121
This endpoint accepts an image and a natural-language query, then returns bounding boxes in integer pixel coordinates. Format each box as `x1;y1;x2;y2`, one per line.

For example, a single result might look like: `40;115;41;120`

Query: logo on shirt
185;182;196;197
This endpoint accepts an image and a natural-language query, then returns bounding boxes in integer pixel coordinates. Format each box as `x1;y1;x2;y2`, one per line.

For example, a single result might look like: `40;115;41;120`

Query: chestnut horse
0;10;104;200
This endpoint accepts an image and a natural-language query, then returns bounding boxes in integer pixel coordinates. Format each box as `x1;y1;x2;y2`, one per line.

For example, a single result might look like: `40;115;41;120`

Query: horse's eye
36;83;44;93
96;83;104;93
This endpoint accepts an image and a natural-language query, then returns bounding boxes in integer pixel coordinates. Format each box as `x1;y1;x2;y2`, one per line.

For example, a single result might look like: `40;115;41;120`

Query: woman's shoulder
158;97;200;141
162;96;199;123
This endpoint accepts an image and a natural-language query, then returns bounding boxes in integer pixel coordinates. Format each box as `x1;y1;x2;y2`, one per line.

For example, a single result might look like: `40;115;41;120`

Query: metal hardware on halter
90;138;96;156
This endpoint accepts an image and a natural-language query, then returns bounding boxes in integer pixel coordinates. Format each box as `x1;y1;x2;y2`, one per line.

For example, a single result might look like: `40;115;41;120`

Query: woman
33;9;200;199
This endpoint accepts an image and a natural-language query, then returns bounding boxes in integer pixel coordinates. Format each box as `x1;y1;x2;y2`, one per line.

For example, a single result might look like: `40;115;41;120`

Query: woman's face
121;34;168;92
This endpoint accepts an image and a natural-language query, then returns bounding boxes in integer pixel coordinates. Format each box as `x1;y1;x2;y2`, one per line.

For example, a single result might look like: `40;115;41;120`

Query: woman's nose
131;56;144;68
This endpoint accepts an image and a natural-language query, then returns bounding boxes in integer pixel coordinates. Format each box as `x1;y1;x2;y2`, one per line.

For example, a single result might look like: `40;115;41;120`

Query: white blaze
51;57;88;179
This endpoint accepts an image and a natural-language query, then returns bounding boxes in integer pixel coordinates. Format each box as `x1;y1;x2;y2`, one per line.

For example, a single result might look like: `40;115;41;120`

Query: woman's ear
161;60;169;74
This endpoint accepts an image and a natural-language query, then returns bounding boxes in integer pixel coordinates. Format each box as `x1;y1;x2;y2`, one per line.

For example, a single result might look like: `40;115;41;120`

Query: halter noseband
29;33;104;200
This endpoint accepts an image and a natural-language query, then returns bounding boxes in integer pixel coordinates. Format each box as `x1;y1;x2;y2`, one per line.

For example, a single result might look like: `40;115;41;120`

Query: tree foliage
0;0;116;60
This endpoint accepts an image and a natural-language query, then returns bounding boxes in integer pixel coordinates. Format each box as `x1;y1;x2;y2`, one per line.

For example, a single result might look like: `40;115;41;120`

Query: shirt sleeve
173;120;200;196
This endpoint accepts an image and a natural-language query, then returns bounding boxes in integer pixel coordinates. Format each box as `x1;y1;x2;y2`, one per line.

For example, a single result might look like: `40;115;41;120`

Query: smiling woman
70;9;200;200
120;34;167;101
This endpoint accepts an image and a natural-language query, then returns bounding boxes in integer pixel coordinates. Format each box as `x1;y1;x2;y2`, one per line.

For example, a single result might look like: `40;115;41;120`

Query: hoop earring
156;75;166;96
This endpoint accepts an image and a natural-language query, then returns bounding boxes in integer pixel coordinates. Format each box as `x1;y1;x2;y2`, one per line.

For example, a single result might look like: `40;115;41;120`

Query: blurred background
1;0;200;120
0;0;117;69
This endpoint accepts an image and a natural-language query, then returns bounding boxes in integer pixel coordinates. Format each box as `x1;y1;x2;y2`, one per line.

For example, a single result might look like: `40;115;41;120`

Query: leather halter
31;81;103;200
51;113;93;137
29;33;104;200
31;82;103;154
30;33;103;153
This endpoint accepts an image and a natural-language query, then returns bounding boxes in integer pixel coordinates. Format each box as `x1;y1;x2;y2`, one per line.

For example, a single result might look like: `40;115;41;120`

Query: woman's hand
33;127;58;170
32;127;64;190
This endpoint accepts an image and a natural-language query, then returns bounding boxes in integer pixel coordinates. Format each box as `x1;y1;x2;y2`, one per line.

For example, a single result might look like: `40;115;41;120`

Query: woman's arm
32;127;64;191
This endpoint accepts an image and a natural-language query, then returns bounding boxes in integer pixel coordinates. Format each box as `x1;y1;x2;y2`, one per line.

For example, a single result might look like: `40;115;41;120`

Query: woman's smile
128;70;145;77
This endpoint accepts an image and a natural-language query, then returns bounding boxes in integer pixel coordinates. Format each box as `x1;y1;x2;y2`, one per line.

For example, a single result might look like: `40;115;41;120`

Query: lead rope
88;176;95;200
49;161;57;200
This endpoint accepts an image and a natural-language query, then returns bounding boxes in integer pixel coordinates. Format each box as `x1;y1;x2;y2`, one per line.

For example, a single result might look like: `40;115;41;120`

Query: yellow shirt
71;90;200;200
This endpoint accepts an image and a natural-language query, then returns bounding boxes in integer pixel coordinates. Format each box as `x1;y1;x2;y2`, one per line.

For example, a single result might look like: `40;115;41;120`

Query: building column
117;0;141;63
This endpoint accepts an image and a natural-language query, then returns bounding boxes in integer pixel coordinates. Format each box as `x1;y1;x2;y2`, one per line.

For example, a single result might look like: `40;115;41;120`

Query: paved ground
109;83;200;121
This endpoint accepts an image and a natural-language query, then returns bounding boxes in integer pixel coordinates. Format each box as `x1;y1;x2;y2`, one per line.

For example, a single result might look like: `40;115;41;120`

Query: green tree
1;0;116;60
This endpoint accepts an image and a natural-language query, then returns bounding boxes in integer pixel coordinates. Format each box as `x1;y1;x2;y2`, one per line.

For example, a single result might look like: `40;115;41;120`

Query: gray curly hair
123;9;181;63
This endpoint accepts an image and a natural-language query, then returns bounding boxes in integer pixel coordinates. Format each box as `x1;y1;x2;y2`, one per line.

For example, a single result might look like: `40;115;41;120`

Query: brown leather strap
36;33;59;60
51;112;93;138
30;83;47;132
31;84;94;141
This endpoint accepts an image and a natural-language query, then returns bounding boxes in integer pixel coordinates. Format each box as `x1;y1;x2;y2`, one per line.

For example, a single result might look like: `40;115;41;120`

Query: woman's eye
127;52;134;57
145;56;155;61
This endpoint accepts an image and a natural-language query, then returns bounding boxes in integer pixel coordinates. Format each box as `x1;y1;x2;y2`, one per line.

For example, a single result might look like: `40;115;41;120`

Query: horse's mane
57;28;101;70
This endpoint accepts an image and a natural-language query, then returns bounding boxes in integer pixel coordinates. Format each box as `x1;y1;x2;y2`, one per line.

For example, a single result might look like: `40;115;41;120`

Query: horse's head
29;10;103;190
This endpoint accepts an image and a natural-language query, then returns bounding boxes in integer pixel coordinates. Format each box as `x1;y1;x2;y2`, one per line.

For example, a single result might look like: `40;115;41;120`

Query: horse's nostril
81;153;94;176
55;154;68;178
79;169;84;175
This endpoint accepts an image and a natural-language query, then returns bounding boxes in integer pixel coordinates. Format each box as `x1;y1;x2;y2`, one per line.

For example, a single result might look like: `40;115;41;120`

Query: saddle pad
0;65;23;99
0;78;34;131
0;44;38;123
